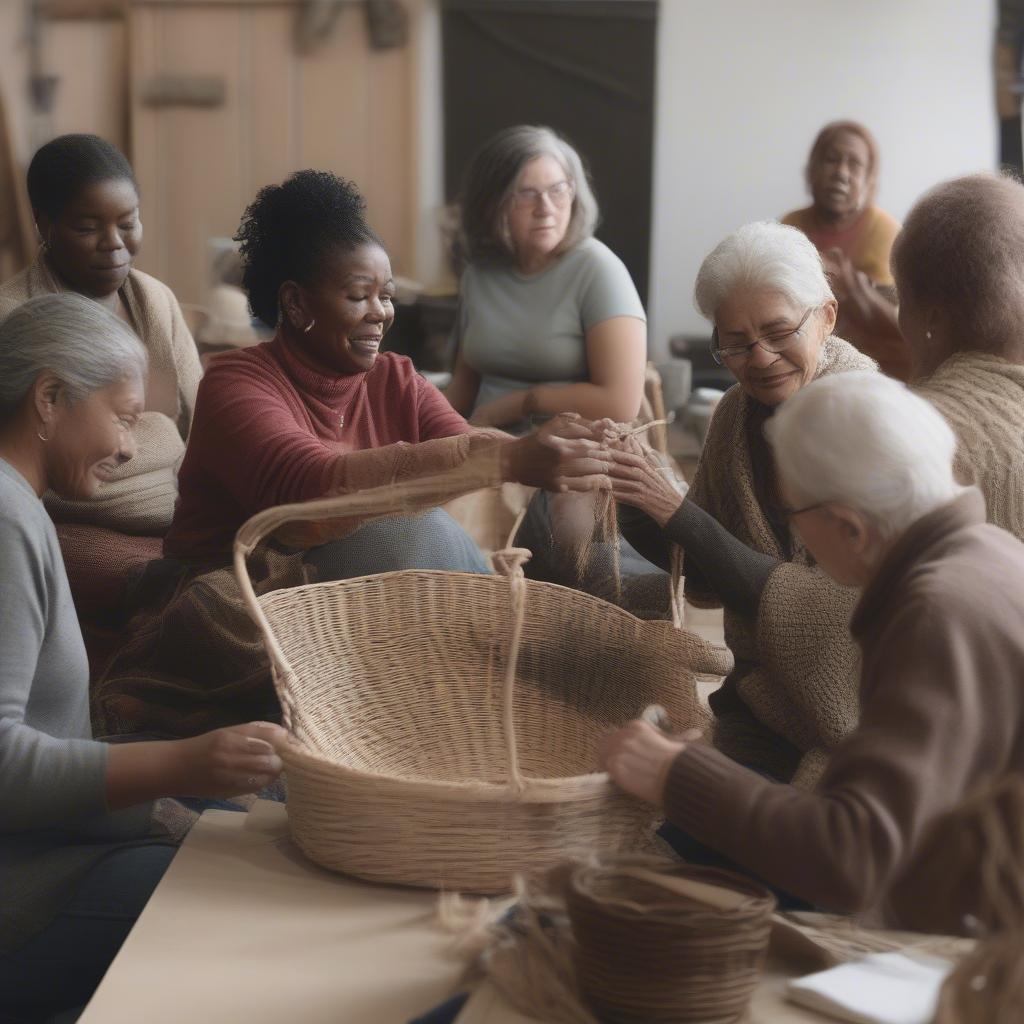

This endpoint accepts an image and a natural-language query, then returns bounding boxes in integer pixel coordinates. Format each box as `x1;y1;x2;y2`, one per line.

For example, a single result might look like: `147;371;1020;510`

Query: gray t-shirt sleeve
578;240;646;330
0;514;109;833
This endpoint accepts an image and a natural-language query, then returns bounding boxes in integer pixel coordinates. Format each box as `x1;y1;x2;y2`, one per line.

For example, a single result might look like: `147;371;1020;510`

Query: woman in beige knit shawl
893;173;1024;543
0;135;201;540
610;222;876;788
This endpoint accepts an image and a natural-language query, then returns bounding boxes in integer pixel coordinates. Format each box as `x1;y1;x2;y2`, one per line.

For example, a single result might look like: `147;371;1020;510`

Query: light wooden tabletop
79;800;826;1024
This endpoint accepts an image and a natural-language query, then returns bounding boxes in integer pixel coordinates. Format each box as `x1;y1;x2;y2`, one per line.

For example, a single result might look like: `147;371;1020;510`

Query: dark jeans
304;509;491;580
0;844;179;1023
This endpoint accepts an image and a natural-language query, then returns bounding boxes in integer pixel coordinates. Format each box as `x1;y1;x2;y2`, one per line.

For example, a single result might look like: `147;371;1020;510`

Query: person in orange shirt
783;121;909;380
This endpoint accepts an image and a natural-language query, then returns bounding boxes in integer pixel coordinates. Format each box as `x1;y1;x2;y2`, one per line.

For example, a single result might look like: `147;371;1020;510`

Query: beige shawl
916;351;1024;542
688;336;877;786
0;253;202;533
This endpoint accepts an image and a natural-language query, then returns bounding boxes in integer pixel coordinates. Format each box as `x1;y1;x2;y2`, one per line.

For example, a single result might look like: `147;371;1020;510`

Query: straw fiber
234;461;731;893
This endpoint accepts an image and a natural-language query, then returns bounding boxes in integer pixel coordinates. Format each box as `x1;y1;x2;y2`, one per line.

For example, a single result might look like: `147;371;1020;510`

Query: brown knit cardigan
687;336;877;786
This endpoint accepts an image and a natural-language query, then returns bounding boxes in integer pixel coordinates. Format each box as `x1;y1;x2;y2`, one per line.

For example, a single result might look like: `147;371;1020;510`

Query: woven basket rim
258;566;686;626
280;738;627;804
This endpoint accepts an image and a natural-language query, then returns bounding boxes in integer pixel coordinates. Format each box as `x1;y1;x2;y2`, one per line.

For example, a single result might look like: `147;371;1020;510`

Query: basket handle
488;505;532;795
232;454;506;739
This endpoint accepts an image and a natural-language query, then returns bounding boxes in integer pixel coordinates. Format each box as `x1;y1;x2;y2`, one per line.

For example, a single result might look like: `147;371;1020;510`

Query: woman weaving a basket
606;221;876;792
93;171;610;739
0;293;285;1019
604;372;1024;929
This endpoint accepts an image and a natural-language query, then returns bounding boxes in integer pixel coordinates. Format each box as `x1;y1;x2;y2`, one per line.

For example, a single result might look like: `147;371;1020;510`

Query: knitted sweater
663;490;1024;918
165;334;474;559
916;351;1024;541
686;336;877;785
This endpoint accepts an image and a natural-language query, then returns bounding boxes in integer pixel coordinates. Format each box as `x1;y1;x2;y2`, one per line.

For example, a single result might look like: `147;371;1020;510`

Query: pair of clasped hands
512;412;689;529
511;412;701;807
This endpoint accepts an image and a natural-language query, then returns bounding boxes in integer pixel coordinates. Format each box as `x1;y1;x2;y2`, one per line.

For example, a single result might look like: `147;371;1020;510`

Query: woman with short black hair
0;133;202;536
95;170;608;740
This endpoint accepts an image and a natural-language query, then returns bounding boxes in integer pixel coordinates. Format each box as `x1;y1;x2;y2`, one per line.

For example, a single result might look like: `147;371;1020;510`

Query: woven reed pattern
565;858;775;1024
234;460;732;893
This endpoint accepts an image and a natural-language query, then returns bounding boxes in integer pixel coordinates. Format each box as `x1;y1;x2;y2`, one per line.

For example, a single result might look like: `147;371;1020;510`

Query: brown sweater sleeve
662;594;1010;912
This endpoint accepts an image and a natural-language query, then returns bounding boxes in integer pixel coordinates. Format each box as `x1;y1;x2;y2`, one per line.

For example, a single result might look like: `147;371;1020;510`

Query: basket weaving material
234;459;732;893
565;858;776;1024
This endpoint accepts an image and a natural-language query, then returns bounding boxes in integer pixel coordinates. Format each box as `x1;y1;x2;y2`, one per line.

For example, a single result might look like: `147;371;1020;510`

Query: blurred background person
445;124;646;433
783;121;909;380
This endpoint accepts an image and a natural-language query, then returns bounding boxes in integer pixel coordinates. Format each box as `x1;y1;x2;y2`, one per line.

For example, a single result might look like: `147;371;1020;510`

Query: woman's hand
501;413;612;491
606;440;688;526
172;722;286;797
106;721;287;809
600;720;699;806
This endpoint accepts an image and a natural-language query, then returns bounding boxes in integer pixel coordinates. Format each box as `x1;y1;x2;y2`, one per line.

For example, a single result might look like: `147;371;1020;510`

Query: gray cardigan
0;459;155;952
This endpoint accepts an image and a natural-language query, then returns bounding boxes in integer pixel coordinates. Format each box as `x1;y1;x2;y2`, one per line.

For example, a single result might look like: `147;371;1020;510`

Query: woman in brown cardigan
603;371;1024;922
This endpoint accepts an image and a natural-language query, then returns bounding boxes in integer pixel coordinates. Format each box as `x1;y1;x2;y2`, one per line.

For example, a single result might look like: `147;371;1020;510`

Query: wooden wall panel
45;20;128;149
130;1;418;307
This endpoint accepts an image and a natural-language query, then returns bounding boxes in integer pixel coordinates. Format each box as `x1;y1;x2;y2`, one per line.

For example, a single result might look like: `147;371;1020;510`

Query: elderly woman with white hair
445;124;647;432
0;293;285;1018
608;221;875;788
602;372;1024;921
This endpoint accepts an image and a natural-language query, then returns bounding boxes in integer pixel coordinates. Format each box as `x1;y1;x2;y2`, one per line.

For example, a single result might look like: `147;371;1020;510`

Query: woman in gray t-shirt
446;125;647;435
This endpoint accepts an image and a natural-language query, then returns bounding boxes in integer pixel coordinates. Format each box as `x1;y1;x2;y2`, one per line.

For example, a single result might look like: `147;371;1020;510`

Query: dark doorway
442;0;658;303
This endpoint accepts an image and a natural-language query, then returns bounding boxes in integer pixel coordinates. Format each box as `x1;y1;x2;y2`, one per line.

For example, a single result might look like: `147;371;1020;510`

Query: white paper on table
786;951;954;1024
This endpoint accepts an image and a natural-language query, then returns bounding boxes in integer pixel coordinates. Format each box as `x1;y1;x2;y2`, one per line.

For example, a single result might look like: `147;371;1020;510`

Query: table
80;801;827;1023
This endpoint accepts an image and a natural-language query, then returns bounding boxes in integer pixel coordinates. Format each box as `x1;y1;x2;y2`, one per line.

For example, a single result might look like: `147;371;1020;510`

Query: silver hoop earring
925;330;933;340
303;319;316;334
37;429;49;443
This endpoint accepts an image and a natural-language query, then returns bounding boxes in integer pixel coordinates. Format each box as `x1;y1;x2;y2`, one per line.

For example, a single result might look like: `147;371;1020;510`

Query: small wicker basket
234;461;732;893
565;858;776;1024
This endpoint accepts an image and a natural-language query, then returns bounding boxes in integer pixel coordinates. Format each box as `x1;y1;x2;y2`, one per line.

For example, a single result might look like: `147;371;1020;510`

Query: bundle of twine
904;775;1024;1023
564;856;776;1024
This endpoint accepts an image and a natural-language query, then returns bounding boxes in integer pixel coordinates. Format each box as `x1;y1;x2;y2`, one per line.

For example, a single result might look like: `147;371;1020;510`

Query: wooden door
130;0;417;307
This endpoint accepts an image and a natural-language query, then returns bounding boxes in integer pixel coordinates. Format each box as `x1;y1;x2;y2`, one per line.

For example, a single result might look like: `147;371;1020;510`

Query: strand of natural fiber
619;418;670;440
565;857;775;1024
489;545;531;796
923;776;1024;1020
934;930;1024;1024
889;774;1024;937
669;543;684;629
438;880;598;1024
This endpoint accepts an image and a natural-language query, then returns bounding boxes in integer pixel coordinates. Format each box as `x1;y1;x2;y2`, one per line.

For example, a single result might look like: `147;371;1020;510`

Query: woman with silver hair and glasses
603;372;1024;926
606;221;877;791
445;124;647;432
0;293;285;1018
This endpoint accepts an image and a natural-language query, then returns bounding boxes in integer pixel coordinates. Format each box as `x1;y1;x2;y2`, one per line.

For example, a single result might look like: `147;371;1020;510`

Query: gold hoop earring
304;319;316;334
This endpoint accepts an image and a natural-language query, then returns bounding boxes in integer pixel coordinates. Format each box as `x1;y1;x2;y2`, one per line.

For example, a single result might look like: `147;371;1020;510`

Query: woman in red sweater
165;170;596;573
94;172;606;738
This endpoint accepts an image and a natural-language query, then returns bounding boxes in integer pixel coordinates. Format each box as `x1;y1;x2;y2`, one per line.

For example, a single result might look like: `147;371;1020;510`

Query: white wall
648;0;998;357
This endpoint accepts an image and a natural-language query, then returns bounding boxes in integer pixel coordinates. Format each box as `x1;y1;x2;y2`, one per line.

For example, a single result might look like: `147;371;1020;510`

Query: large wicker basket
234;461;732;894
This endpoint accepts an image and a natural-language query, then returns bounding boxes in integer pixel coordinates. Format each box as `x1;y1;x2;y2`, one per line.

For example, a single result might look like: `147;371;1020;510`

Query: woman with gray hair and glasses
603;372;1024;927
445;124;647;432
605;221;877;793
0;293;285;1019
